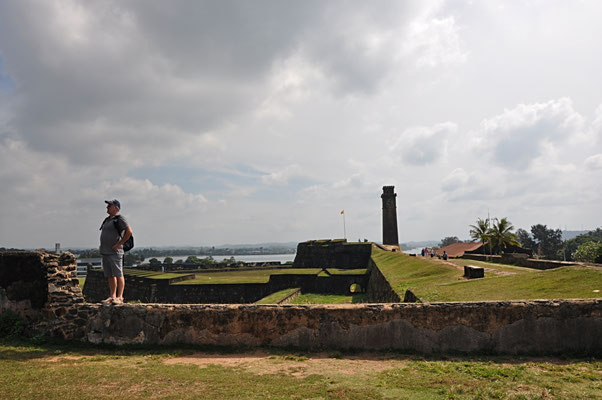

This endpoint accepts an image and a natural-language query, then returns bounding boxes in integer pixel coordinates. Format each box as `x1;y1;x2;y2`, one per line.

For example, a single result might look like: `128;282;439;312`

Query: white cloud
404;16;467;68
585;154;602;170
441;168;471;192
392;122;457;166
260;164;303;185
478;98;585;170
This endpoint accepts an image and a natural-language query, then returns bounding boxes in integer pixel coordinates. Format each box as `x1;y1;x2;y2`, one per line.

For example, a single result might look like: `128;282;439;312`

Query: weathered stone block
54;307;67;317
464;265;484;279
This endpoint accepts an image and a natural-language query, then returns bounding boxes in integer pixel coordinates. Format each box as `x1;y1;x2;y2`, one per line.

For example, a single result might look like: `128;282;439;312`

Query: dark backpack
113;216;134;252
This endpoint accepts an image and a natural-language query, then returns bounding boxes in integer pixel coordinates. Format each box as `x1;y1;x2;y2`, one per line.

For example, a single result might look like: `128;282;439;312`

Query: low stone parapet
80;300;602;355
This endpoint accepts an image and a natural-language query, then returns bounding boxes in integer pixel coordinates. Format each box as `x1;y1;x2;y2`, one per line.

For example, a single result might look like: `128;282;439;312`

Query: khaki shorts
102;254;123;277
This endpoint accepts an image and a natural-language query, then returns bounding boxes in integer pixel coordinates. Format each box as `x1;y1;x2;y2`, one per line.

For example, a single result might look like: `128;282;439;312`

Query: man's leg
102;255;117;302
116;276;125;300
107;276;117;298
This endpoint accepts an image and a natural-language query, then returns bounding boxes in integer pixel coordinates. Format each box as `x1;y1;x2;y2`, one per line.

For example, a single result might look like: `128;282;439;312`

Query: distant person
99;199;133;304
421;248;425;257
443;251;448;260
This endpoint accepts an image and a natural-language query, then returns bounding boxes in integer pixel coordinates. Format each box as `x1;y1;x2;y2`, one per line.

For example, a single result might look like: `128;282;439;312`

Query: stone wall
293;240;372;269
3;251;602;355
83;269;369;304
81;300;601;355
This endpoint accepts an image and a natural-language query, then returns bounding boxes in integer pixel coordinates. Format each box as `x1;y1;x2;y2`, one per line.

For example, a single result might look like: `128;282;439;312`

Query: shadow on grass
1;337;597;365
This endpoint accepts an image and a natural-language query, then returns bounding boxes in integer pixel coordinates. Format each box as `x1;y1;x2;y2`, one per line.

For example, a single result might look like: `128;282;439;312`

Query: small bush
573;241;602;263
0;310;24;338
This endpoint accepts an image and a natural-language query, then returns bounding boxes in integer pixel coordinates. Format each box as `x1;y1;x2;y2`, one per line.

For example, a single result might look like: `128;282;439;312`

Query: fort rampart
292;239;372;269
82;269;368;304
462;253;578;270
2;251;601;355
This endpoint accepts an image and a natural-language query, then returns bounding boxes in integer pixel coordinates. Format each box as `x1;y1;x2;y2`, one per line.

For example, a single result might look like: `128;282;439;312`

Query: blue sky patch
0;57;16;92
129;163;316;202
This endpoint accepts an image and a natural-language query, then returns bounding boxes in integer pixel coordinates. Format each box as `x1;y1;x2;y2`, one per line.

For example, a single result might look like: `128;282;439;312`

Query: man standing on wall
99;199;133;304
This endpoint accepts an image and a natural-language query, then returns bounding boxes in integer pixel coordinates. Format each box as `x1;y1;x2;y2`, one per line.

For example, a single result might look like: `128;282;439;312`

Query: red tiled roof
438;242;483;258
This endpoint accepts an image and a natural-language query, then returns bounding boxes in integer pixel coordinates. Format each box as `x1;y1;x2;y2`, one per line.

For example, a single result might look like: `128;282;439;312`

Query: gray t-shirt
99;215;129;255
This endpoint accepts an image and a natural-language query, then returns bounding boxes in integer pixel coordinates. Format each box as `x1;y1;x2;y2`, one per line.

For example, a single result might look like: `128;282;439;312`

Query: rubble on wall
39;252;90;339
0;251;91;340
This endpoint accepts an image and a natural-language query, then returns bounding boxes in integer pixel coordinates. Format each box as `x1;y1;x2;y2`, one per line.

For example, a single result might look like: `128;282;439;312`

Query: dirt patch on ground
44;355;86;362
163;351;406;378
481;267;516;276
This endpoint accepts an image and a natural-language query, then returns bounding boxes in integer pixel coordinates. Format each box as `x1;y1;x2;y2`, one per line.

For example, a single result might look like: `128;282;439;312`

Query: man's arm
112;226;133;252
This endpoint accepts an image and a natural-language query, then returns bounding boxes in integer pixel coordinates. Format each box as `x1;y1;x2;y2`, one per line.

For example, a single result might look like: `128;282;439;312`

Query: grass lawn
372;247;602;302
0;339;599;400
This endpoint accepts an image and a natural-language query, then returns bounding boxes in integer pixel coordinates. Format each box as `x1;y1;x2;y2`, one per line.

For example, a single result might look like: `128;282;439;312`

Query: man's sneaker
101;297;114;304
113;298;123;305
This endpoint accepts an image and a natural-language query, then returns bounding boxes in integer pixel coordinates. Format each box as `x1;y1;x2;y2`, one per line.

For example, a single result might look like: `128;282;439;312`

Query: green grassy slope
371;247;602;302
255;288;299;304
291;293;365;304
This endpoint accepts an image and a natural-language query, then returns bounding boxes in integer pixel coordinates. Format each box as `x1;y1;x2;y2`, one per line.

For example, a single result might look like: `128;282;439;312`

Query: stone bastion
1;250;601;355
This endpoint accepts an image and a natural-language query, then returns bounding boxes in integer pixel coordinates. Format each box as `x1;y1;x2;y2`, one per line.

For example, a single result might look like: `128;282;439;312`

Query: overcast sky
1;0;602;249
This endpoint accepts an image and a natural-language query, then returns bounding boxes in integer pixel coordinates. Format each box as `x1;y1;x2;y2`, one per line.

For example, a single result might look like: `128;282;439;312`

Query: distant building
76;257;101;278
436;242;483;258
55;243;61;253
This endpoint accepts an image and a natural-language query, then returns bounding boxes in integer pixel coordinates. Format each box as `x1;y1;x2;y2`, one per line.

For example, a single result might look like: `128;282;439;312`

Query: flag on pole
340;210;344;215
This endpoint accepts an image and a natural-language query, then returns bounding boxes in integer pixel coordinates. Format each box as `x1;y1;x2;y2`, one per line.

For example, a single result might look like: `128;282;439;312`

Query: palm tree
489;217;518;254
469;217;491;254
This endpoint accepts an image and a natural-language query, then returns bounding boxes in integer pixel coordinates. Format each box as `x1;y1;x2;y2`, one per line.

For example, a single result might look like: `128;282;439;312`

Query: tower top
382;185;395;194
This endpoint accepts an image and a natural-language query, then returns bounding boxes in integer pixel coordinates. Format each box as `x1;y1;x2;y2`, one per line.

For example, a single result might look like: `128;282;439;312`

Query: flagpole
341;210;346;240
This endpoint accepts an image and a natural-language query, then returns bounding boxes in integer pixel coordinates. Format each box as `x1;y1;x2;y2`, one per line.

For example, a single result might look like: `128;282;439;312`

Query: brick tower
381;186;399;245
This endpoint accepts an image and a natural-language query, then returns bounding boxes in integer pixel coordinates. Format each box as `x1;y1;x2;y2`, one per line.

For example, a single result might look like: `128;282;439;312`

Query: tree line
77;245;296;263
146;255;243;266
439;218;602;263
